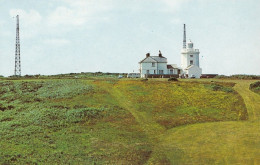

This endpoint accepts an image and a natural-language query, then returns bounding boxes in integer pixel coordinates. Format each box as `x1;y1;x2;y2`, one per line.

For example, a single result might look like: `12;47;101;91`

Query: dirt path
109;85;176;164
111;86;166;143
233;80;260;121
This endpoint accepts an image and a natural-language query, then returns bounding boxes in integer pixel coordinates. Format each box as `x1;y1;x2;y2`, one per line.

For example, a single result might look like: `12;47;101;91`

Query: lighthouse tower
181;24;202;78
181;40;200;69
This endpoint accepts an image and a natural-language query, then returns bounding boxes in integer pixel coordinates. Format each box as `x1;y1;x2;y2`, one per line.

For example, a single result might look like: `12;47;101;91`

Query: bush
168;77;178;81
66;107;106;123
215;74;260;80
249;81;260;94
37;80;93;99
204;83;234;93
141;78;148;81
250;81;260;89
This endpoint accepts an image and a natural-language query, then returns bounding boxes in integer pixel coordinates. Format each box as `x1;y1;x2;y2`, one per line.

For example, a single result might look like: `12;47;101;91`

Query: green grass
149;80;260;164
113;80;247;129
0;78;258;164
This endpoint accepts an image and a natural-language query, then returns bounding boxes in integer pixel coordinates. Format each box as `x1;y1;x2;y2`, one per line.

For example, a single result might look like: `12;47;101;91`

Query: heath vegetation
249;81;260;95
0;77;259;164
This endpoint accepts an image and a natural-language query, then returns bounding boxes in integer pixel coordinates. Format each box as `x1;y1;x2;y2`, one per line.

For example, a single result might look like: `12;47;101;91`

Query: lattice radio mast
14;15;21;76
183;24;186;49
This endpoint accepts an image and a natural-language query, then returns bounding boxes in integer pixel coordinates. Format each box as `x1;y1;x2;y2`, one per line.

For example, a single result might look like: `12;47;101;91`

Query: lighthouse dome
187;40;193;49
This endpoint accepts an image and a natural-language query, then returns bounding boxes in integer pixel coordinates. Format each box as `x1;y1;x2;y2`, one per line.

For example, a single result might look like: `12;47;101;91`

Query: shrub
0;104;15;111
249;81;260;94
204;83;234;93
168;77;178;81
37;80;94;99
250;81;260;89
215;74;260;80
215;75;228;79
66;107;106;123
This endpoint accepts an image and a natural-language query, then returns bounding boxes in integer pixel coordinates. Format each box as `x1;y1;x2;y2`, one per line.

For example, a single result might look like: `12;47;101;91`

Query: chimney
146;53;150;57
159;50;162;57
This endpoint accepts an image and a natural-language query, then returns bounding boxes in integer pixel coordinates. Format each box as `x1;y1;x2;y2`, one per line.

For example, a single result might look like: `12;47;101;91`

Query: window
190;60;193;65
152;62;155;67
159;70;164;74
146;70;150;74
190;55;193;57
170;69;173;74
154;70;156;74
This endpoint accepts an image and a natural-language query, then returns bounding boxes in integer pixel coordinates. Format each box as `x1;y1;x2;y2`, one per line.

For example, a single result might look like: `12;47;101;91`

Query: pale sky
0;0;260;76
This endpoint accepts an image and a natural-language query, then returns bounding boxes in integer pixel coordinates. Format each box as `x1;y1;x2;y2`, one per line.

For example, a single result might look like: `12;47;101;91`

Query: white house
139;51;180;78
139;24;202;78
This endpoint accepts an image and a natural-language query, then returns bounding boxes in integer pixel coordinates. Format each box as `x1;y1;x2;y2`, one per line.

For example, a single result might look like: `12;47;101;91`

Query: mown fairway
0;78;259;164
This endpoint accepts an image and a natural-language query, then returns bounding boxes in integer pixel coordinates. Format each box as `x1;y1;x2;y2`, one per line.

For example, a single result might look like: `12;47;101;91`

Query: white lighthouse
181;24;202;78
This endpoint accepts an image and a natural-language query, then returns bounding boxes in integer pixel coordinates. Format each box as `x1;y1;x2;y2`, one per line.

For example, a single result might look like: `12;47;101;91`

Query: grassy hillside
0;78;257;164
152;80;260;164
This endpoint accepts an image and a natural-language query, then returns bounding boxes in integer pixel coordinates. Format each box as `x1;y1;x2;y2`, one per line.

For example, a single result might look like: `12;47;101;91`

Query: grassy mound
150;80;260;164
114;80;247;129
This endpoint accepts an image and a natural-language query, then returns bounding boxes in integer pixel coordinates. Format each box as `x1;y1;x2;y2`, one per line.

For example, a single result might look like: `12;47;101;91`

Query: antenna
14;15;21;76
183;24;186;49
